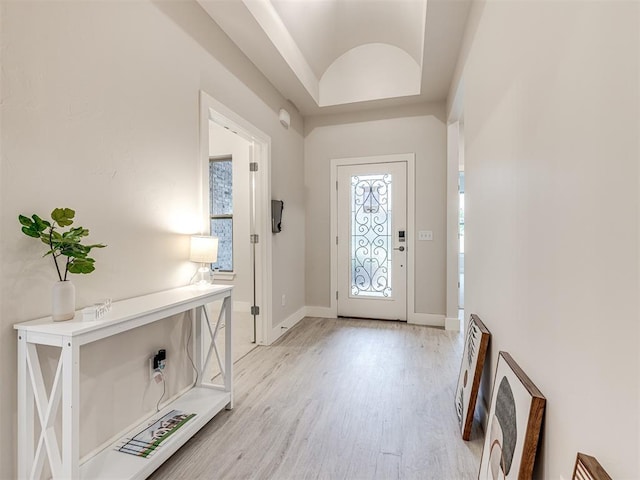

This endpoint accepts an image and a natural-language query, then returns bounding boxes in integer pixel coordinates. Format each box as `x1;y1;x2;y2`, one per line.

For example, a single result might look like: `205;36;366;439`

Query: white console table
15;284;233;480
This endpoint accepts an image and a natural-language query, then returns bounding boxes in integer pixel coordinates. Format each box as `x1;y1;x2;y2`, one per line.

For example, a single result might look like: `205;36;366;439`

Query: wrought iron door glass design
350;174;393;297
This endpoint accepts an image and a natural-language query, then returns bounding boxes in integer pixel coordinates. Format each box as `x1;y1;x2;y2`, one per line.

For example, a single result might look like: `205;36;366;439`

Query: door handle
394;246;405;252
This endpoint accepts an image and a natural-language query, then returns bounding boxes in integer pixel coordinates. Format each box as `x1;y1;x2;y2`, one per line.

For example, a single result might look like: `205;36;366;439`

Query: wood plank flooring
150;317;483;480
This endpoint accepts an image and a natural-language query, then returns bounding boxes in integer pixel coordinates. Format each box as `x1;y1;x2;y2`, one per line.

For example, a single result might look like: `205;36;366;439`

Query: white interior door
337;162;407;320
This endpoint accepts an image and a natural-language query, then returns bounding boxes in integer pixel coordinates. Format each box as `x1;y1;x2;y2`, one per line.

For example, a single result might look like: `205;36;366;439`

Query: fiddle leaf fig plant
18;208;106;281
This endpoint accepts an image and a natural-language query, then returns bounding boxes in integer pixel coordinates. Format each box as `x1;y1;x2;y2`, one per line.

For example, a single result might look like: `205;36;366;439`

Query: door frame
446;120;463;331
200;90;272;345
330;153;416;320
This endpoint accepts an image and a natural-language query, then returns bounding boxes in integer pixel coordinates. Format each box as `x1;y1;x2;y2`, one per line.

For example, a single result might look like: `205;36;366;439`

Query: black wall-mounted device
153;349;166;370
271;200;284;233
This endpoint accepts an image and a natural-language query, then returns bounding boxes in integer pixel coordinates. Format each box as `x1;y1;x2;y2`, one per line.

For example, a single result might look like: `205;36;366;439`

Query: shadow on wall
150;0;302;136
303;102;447;136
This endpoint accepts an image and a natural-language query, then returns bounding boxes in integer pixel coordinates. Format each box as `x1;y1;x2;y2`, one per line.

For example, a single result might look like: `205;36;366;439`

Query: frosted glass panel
211;218;233;272
350;174;392;297
209;158;233;272
210;160;233;215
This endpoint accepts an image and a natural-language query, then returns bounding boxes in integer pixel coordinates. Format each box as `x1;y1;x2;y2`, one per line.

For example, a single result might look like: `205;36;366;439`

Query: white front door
337;162;407;320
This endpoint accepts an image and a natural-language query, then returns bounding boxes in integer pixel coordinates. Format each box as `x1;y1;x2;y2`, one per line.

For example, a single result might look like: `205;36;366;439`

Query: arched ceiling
270;0;427;78
197;0;472;116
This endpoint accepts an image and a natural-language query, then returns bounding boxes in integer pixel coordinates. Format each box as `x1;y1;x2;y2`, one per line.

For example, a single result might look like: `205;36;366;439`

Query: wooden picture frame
455;314;491;440
478;351;546;480
573;453;613;480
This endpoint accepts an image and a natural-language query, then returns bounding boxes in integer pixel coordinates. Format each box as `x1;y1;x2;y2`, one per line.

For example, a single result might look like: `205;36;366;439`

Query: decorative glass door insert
350;174;393;298
337;159;407;321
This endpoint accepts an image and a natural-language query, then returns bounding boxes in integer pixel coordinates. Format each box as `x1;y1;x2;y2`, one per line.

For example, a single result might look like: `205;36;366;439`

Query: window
350;174;392;297
209;157;233;271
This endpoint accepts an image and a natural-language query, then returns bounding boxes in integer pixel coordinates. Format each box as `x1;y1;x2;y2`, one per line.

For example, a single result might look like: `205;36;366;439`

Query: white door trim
445;120;463;332
330;154;416;321
200;91;272;345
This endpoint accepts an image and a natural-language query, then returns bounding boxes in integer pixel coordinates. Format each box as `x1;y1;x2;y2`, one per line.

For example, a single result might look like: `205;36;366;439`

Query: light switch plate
418;230;433;241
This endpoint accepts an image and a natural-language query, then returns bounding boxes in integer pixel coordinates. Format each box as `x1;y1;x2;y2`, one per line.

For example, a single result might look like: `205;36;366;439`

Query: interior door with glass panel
337;162;407;320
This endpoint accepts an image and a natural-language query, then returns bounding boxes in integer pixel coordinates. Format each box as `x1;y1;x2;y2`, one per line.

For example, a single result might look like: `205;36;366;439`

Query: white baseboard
301;307;446;327
408;313;445;327
270;307;306;344
277;307;448;330
305;306;336;318
445;317;461;331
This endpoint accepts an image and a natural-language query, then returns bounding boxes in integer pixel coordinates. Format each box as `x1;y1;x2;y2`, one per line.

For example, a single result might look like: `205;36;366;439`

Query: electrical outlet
150;349;167;382
281;294;286;307
154;349;166;370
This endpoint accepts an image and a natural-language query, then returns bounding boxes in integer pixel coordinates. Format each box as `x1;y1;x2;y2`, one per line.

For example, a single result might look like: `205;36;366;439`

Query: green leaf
18;215;41;238
51;208;75;227
62;248;86;259
32;214;51;231
67;257;96;274
21;226;40;238
19;208;105;277
70;227;89;237
40;236;52;245
18;215;33;227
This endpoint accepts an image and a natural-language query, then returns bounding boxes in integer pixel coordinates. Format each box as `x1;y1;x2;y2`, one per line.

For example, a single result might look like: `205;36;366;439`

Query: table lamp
190;235;218;286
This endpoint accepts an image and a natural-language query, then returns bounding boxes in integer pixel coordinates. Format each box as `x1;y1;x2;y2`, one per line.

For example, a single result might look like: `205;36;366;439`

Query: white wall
208;122;252;304
0;1;304;477
270;110;306;328
304;103;448;317
451;1;639;478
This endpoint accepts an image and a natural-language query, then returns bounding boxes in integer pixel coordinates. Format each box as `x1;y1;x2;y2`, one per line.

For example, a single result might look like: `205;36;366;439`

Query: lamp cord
156;371;166;413
156;311;199;414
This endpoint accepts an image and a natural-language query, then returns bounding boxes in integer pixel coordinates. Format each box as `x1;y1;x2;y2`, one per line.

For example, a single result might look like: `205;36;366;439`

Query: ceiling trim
197;0;473;117
241;0;319;102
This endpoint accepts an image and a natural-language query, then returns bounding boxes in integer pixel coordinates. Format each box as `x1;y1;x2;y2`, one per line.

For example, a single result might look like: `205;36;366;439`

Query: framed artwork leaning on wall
478;351;546;480
455;313;491;440
573;453;613;480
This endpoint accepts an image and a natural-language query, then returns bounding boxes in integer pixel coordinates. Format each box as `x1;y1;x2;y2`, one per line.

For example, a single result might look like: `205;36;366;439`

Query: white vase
52;280;76;321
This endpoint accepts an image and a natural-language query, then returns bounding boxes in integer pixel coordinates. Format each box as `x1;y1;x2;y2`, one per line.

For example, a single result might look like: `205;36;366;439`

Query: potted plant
19;208;106;321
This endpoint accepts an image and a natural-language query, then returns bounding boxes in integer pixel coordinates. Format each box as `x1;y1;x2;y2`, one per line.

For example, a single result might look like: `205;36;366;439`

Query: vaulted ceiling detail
197;0;471;116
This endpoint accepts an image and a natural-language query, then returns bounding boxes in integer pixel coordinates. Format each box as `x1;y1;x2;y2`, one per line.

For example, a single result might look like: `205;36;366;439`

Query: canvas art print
479;352;546;480
572;453;613;480
455;314;491;440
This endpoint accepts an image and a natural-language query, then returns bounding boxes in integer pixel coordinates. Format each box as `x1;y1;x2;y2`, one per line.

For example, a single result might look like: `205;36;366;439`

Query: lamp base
193;264;213;287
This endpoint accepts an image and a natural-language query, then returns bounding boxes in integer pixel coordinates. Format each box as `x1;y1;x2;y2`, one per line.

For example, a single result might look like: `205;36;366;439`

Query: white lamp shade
190;235;218;263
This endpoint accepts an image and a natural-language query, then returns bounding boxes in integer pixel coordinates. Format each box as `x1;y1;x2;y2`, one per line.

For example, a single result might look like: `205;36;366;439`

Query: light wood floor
150;317;484;480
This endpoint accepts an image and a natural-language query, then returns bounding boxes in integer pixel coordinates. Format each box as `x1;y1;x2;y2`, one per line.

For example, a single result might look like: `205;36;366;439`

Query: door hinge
251;305;260;315
250;234;259;244
336;291;339;300
336;236;338;245
336;180;338;191
249;162;258;172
